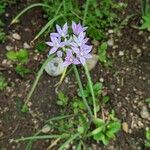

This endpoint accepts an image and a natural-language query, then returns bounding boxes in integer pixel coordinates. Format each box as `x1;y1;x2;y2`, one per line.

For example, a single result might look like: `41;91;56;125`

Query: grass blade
15;134;69;142
11;3;51;24
58;133;79;150
33;14;62;41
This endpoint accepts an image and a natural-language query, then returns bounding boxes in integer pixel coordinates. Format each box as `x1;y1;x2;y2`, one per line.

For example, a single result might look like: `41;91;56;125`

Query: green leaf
98;42;108;63
0;75;8;90
101;135;109;145
89;126;104;136
36;42;47;53
106;130;115;138
145;98;150;103
140;14;150;30
93;132;104;141
21;104;29;113
107;121;121;133
93;118;105;126
103;96;110;104
15;65;30;77
145;141;150;147
6;51;17;61
57;92;68;107
16;49;28;63
146;130;150;140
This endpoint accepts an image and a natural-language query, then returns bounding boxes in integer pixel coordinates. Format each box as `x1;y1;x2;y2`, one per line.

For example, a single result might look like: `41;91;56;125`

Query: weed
145;129;150;147
0;73;8;90
6;49;30;77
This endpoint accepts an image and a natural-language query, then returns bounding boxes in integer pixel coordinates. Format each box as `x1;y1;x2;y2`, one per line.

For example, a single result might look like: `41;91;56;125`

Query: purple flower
72;45;92;65
51;23;68;38
72;21;87;35
71;32;89;47
46;36;64;55
63;49;80;66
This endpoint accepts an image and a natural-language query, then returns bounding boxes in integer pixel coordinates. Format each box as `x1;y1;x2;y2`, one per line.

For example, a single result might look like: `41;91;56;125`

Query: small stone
12;33;21;40
136;49;141;54
108;29;114;34
117;88;121;91
86;54;99;71
138;31;143;35
140;106;150;119
5;13;9;17
119;51;124;56
107;39;114;46
0;131;3;137
99;78;104;82
6;45;13;51
110;84;115;90
23;42;30;49
122;122;129;133
45;57;65;76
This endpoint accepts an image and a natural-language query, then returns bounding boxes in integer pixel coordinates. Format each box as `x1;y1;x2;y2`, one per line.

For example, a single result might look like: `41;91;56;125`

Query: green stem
58;133;79;150
23;55;54;107
15;134;69;142
83;0;90;25
84;64;97;118
73;65;93;119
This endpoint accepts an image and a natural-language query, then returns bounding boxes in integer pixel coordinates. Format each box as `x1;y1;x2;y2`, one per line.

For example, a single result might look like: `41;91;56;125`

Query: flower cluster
46;22;93;66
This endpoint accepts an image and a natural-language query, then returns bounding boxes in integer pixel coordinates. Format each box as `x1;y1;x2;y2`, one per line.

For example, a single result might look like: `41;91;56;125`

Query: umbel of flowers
46;22;93;66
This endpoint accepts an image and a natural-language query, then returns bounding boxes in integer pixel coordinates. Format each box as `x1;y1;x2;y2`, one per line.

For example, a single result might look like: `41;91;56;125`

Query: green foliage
57;91;69;107
140;14;150;30
0;74;8;90
6;49;29;63
0;1;7;43
6;49;30;77
15;64;30;77
141;0;150;16
145;129;150;147
84;0;125;40
145;98;150;103
36;41;47;53
89;112;121;145
98;42;108;63
41;0;125;40
0;30;6;42
78;82;103;98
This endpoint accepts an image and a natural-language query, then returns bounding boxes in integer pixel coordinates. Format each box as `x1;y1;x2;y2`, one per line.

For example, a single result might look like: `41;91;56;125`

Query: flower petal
46;42;53;47
56;24;62;35
49;47;57;55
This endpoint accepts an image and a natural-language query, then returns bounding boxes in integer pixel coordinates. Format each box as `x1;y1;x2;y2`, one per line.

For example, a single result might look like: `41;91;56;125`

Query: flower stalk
84;64;97;118
73;65;93;119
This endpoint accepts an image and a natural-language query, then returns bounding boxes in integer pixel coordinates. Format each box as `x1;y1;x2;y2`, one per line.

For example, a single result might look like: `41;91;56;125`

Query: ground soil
0;0;150;150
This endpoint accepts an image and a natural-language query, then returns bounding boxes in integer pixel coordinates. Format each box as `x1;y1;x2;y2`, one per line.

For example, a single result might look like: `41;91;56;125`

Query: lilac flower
46;36;64;55
72;45;92;65
63;49;80;66
71;32;89;47
46;22;93;66
51;23;68;38
72;21;87;35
